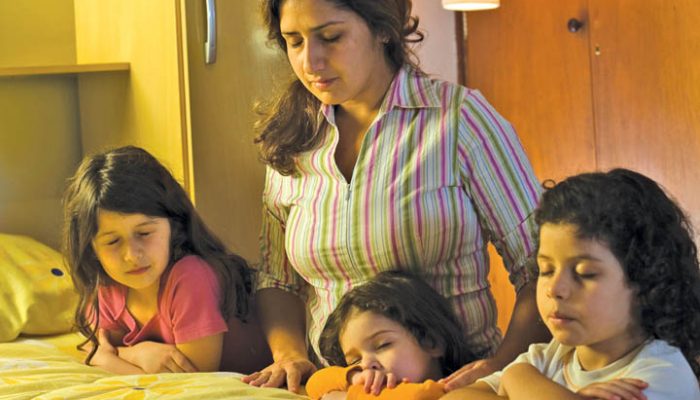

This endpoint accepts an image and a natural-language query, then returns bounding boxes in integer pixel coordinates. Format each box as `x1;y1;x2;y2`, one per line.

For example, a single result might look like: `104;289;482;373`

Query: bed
0;233;307;399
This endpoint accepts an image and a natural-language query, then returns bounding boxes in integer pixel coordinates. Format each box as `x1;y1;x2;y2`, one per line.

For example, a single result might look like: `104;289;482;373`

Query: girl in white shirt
443;168;700;400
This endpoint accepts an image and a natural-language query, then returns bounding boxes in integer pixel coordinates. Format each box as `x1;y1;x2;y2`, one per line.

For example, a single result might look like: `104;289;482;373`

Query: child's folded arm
499;363;584;400
85;329;144;374
117;340;200;373
175;333;224;372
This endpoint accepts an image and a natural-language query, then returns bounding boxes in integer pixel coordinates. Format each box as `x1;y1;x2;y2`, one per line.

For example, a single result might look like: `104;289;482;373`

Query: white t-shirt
480;339;699;400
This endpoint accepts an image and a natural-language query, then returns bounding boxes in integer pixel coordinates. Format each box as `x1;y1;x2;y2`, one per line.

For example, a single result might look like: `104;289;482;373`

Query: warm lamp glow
442;0;500;11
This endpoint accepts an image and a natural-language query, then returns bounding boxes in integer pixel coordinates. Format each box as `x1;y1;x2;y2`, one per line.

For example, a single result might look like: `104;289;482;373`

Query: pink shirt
97;255;227;345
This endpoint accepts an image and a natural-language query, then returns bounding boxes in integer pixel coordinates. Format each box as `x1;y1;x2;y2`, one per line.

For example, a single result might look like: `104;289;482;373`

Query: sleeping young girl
306;270;477;399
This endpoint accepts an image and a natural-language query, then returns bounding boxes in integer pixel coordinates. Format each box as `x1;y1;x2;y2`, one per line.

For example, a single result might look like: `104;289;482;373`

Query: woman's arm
443;281;549;389
241;287;316;393
447;91;549;388
490;280;550;367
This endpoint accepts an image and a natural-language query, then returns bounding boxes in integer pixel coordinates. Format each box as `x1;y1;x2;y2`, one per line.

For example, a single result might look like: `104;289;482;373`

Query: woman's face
279;0;394;108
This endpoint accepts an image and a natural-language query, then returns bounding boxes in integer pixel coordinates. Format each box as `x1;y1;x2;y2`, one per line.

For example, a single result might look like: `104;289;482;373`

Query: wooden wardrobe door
465;0;597;183
465;0;597;332
589;0;700;231
184;0;287;262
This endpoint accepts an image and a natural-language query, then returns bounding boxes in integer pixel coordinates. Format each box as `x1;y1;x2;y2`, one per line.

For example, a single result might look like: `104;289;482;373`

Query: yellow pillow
0;233;78;342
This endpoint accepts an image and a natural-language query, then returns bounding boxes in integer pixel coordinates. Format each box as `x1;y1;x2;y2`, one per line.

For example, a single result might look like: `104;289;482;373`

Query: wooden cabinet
73;0;286;262
183;0;287;263
460;0;700;330
73;0;189;185
0;0;130;249
2;0;284;258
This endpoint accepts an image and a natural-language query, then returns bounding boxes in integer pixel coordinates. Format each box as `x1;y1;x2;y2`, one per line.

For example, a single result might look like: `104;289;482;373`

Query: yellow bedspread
0;333;307;399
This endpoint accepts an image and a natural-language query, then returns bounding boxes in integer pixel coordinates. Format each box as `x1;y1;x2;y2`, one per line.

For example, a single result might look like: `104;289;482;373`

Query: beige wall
0;0;81;249
412;0;458;82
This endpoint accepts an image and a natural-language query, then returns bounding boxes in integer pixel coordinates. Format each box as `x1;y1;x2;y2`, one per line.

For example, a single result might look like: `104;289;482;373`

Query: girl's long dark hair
535;168;700;377
319;270;477;376
256;0;424;175
63;146;252;364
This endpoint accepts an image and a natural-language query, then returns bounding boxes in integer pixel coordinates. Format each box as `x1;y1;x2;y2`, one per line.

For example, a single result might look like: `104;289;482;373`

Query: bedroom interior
0;0;303;398
1;0;699;398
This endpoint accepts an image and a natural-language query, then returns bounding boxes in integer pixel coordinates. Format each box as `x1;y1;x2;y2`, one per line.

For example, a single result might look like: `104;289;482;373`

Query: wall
0;0;82;249
412;0;459;83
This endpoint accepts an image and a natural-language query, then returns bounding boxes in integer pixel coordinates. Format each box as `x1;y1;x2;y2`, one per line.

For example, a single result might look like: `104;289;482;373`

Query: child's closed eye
346;357;360;366
538;268;554;277
375;341;392;351
575;271;597;279
321;34;341;43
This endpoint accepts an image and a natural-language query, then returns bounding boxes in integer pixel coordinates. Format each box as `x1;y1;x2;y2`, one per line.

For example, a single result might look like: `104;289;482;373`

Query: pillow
0;233;78;342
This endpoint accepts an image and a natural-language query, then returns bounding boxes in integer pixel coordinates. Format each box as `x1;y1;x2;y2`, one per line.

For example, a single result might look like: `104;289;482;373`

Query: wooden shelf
0;63;130;77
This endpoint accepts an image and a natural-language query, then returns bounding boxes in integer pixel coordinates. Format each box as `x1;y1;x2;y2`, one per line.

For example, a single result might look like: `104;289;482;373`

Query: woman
242;0;549;393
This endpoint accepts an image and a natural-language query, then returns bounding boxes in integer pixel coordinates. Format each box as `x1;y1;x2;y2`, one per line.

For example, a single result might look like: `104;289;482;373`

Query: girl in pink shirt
64;146;271;374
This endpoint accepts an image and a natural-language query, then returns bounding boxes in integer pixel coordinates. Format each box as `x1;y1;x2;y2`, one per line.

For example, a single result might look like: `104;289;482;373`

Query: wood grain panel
0;0;80;247
0;0;76;67
0;63;129;77
0;76;81;248
463;0;598;331
184;0;288;262
589;0;700;232
465;0;597;183
73;0;187;184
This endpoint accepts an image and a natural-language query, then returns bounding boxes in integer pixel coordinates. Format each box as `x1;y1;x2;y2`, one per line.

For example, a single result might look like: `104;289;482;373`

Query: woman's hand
349;368;400;396
242;356;317;393
119;341;198;373
440;358;499;391
248;288;314;393
577;378;649;400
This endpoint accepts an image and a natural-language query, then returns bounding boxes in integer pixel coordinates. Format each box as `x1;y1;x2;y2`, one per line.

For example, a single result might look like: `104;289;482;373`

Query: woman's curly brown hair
535;168;700;377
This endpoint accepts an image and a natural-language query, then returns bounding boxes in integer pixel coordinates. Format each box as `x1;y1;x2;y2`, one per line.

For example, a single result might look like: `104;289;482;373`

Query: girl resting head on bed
63;145;271;375
305;270;479;400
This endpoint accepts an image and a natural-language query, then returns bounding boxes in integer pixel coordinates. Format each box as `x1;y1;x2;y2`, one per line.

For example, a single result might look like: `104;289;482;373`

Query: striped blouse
256;66;541;361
